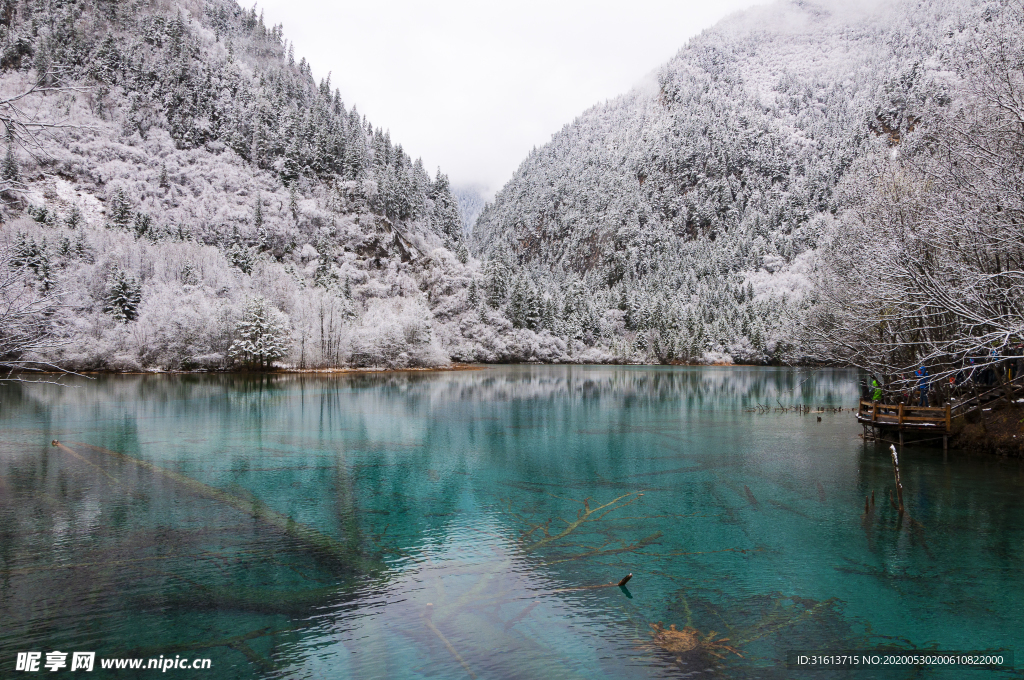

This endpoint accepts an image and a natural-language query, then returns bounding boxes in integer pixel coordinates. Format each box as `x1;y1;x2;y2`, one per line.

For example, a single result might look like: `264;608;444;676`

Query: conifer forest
1;0;1022;376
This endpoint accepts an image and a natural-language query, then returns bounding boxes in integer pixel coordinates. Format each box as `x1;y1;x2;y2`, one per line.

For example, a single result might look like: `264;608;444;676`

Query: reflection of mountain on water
15;365;860;414
3;367;863;578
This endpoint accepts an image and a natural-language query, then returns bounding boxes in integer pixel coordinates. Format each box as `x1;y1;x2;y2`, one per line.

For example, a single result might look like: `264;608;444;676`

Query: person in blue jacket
916;366;930;407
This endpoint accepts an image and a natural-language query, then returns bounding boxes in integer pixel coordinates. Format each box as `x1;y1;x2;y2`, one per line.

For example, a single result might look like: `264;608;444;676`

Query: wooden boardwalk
857;401;950;431
857;400;951;449
857;375;1023;449
948;377;1023;416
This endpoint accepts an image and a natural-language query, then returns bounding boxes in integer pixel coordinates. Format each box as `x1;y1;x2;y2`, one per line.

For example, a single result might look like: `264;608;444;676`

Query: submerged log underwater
56;441;382;572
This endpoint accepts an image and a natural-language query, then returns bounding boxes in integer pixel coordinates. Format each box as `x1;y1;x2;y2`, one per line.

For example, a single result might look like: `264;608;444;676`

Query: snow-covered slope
472;0;976;363
2;0;997;370
1;0;476;370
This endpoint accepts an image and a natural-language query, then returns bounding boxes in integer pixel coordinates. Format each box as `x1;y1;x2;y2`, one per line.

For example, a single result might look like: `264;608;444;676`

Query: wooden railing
950;376;1023;416
858;400;951;432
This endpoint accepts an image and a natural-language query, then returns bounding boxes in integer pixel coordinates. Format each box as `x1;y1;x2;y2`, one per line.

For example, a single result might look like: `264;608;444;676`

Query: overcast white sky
256;0;764;196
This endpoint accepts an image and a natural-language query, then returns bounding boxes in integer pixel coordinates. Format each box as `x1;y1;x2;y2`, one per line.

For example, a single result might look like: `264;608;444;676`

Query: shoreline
23;363;490;377
19;360;812;377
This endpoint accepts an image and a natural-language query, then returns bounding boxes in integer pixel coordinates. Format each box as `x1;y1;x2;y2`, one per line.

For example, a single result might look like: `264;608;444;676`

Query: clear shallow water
0;366;1021;679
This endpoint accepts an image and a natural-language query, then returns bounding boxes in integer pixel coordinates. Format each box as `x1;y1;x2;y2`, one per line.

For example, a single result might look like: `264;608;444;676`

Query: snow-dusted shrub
348;297;448;368
700;351;735;366
133;286;236;370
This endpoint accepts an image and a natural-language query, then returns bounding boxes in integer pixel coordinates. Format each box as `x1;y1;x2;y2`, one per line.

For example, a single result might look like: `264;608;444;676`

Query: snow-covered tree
104;269;142;323
2;129;19;184
229;296;292;369
0;241;63;378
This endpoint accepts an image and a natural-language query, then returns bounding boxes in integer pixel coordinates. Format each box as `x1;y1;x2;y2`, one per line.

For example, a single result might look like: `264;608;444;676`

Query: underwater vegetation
506;491;666;565
55;441;381;573
645;622;741;662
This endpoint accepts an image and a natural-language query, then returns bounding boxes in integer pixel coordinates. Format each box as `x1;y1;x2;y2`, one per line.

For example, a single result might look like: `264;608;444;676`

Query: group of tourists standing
864;346;1024;407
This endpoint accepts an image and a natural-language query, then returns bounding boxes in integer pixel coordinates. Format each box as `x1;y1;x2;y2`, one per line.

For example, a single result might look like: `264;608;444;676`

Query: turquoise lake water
0;366;1021;678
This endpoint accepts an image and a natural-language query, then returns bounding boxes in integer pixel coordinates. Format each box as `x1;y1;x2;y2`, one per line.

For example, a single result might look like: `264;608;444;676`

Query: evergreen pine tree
57;234;72;258
132;212;152;238
229;296;292;369
484;259;508;308
21;236;43;275
37;256;54;292
313;253;335;288
2;128;19;184
226;226;255;274
508;277;528;328
254;194;264;231
289;187;299;221
105;269;142;322
109;189;133;230
180;262;200;286
430;169;463;244
227;243;254;274
525;284;542;330
65;206;83;230
10;231;29;268
254;195;268;250
541;295;556;331
73;231;88;260
27;205;48;223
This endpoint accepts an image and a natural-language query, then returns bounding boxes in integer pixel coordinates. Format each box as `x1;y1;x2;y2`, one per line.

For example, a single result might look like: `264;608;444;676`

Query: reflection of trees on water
1;367;864;589
327;366;860;410
7;366;861;415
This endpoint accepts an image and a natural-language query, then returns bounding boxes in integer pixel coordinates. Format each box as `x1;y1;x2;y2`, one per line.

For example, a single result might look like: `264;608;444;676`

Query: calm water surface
1;366;1021;678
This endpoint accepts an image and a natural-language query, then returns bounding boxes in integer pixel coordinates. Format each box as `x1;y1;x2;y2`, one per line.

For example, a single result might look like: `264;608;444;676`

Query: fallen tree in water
54;440;384;573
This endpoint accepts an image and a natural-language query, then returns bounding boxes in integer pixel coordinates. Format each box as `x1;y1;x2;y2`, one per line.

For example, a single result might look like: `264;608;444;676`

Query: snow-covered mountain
453;184;486;236
471;0;978;363
1;0;1002;371
1;0;475;370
